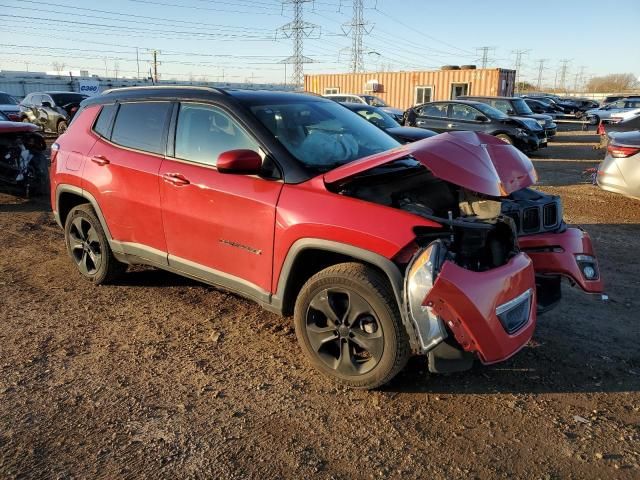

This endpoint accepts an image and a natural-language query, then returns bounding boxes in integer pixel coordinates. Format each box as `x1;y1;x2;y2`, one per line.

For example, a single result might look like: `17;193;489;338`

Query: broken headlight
404;240;447;353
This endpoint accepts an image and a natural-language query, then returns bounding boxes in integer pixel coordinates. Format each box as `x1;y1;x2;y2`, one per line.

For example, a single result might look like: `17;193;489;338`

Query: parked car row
0;90;87;134
402;98;553;153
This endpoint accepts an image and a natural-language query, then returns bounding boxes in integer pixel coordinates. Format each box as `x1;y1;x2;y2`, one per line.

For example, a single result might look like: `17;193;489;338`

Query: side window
324;88;339;95
93;103;117;138
32;95;43;106
111;102;171;155
175;103;259;167
42;95;53;107
492;100;511;114
626;100;640;108
420;103;447;118
450;104;480;121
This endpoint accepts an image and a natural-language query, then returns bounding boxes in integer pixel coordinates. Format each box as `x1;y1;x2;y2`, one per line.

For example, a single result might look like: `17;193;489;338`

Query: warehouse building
304;67;516;110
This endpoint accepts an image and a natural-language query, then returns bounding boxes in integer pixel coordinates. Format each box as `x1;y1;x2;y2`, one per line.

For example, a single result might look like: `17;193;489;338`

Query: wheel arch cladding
55;185;113;240
274;239;404;317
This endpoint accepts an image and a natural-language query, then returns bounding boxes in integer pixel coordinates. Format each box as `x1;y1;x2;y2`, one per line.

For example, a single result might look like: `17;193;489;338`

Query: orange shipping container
304;68;516;110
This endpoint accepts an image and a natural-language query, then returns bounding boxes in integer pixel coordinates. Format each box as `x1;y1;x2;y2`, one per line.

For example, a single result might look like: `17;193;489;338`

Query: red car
50;88;604;389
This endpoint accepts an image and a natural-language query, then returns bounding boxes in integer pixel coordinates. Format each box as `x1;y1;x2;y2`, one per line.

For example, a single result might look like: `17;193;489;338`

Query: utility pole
147;50;161;84
512;49;530;93
342;0;373;73
136;47;140;80
476;46;494;69
277;0;319;88
535;59;547;91
558;59;571;93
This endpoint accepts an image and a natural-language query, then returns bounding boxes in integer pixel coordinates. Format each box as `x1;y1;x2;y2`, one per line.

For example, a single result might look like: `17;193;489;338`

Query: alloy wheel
68;217;103;276
305;288;384;376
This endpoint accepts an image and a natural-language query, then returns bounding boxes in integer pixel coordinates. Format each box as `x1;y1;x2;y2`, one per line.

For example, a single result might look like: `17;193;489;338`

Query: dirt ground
1;129;639;479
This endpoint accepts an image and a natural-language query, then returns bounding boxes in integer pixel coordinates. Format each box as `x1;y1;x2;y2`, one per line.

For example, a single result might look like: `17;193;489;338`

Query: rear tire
496;133;513;145
64;204;127;284
293;262;410;389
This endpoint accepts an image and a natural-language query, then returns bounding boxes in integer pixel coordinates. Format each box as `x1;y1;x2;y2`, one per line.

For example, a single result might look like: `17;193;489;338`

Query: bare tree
52;62;66;75
586;73;639;93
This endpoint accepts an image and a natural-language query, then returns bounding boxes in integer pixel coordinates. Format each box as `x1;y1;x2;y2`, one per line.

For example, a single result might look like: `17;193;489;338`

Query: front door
159;102;283;297
445;103;486;133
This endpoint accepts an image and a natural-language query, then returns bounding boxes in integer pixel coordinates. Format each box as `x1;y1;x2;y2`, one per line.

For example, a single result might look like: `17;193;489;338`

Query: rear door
414;103;450;132
83;101;172;259
159;102;283;295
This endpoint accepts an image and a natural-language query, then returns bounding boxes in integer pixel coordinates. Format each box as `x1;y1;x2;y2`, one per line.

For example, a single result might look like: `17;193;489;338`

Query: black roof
459;95;520;101
82;86;329;107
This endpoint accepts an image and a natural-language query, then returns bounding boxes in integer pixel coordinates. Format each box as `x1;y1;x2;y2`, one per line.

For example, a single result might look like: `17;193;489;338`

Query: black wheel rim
68;217;102;275
305;288;384;376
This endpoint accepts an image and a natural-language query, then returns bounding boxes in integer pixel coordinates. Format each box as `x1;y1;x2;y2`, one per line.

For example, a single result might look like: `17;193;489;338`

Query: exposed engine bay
0;130;48;195
332;160;526;272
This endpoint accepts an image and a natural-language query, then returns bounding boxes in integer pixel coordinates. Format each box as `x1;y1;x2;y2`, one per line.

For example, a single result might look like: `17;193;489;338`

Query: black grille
522;207;540;233
543;203;558;227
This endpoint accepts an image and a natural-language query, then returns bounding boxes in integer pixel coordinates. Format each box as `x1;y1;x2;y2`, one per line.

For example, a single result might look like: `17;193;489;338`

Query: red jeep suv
50;87;604;389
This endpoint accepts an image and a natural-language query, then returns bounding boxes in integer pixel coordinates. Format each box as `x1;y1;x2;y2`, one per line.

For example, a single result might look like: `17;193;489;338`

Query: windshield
512;98;534;115
248;99;399;171
474;103;509;120
51;93;87;106
362;95;388;107
351;106;399;129
0;93;18;105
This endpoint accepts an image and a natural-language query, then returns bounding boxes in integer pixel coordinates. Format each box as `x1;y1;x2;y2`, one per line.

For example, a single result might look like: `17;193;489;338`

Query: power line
277;0;319;87
512;49;530;93
558;59;571;92
341;0;372;73
476;46;495;69
535;59;547;90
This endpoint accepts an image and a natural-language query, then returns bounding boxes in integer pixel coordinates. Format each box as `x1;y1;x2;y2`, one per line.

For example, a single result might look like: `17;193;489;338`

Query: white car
323;93;404;122
609;108;640;123
586;98;640;125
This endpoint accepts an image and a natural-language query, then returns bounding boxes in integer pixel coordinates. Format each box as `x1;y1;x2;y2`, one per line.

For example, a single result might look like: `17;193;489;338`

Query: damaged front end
325;131;600;373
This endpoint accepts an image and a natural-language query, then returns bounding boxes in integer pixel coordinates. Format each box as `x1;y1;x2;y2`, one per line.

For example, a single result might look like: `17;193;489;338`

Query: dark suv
20;91;87;134
461;96;557;138
50;87;603;389
404;100;546;152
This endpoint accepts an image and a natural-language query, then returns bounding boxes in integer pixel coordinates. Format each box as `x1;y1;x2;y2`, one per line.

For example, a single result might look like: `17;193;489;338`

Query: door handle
90;155;110;166
163;172;190;186
447;123;457;128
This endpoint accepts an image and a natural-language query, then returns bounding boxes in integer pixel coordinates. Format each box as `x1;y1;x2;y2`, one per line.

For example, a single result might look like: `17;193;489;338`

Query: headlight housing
404;240;447;352
575;254;599;280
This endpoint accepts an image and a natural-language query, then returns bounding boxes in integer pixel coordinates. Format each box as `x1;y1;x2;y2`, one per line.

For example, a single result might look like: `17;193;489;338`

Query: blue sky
0;0;638;85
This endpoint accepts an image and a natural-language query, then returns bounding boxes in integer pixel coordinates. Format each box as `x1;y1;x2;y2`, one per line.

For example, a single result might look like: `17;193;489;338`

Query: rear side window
93;104;117;138
111;102;171;155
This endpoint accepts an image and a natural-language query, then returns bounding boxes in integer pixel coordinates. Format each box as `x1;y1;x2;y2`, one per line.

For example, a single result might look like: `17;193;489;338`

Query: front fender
519;227;603;293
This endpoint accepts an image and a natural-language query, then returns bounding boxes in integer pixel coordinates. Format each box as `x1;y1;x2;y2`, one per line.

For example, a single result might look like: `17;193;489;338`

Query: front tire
64;204;126;284
589;115;599;126
57;120;68;135
293;263;410;389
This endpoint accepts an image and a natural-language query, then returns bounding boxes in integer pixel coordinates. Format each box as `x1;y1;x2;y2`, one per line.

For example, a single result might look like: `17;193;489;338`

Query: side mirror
506;108;515;115
475;115;489;122
217;149;262;175
42;101;52;108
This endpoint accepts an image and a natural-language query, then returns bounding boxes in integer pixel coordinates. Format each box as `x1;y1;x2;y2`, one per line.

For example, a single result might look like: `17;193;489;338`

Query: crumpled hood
324;131;537;197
